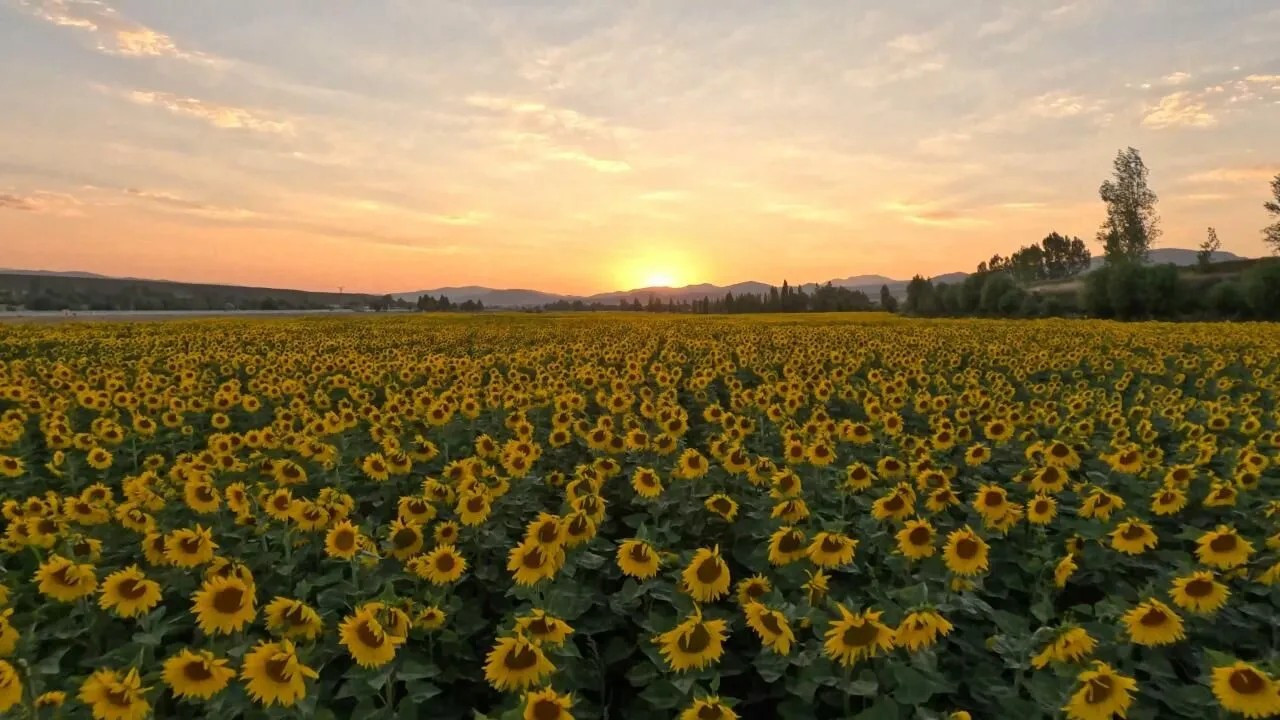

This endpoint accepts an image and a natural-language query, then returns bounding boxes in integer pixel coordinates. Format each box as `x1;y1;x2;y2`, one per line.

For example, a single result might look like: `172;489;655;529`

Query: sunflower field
1;312;1279;720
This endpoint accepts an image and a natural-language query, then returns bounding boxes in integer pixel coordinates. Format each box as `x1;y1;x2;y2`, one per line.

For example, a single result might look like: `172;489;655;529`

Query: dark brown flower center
697;705;724;720
532;699;563;720
778;532;803;554
760;612;784;635
435;553;457;572
955;538;979;560
117;578;149;600
1184;578;1214;598
711;498;732;514
678;624;712;654
1209;534;1238;553
522;547;546;569
537;522;560;543
1139;608;1167;627
1085;676;1113;704
841;621;880;647
983;491;1004;508
265;656;293;684
356;620;385;649
212;587;245;614
1122;525;1147;541
820;536;845;553
180;537;202;554
466;497;486;513
183;660;214;682
333;529;355;552
629;544;651;562
503;644;540;670
393;528;418;549
1229;669;1265;695
695;557;722;584
884;495;905;512
908;527;931;545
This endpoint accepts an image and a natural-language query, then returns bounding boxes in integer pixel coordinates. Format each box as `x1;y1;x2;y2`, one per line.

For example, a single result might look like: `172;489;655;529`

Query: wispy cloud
883;201;991;228
465;93;632;174
1182;165;1278;184
1162;71;1191;85
121;90;295;134
0;189;83;215
1028;91;1105;118
1142;91;1217;129
13;0;215;63
763;202;848;224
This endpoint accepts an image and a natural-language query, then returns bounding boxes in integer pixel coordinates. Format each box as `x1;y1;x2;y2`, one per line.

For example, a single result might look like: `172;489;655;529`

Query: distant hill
1085;248;1241;272
7;247;1243;311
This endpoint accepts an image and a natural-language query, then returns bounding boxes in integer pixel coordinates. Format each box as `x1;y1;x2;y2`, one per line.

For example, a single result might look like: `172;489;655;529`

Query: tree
1198;227;1221;270
1241;262;1280;320
878;285;898;313
1041;232;1092;279
1098;147;1160;263
903;276;938;316
1264;173;1280;255
1008;244;1046;283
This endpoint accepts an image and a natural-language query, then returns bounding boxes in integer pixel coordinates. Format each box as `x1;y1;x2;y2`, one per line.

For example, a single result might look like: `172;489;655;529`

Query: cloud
122;90;295;134
1245;74;1280;84
886;33;929;53
763;202;848;224
0;189;83;215
1028;91;1104;118
121;187;260;220
915;132;971;157
1142;92;1217;129
465;94;632;174
1182;165;1278;184
1163;72;1192;85
882;201;991;228
13;0;214;63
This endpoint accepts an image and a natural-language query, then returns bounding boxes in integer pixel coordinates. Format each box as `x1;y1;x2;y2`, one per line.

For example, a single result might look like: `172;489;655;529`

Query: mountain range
1;247;1244;310
392;248;1240;308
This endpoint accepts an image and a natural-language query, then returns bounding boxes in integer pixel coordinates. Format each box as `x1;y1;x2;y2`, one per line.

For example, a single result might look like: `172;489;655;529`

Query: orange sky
2;1;1278;295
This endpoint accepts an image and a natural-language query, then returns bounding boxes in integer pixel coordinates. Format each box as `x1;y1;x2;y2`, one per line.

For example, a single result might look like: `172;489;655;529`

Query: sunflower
1211;661;1280;719
744;602;795;655
79;668;149;720
925;487;960;513
617;539;661;579
973;484;1011;524
457;491;493;527
1031;626;1097;668
807;531;858;568
34;690;66;709
98;565;162;618
264;597;324;641
871;488;914;522
35;554;97;602
943;527;989;577
1121;599;1184;647
1043;440;1081;469
515;609;575;647
509;540;564;586
655;611;728;672
1078;489;1123;521
162;648;235;701
1196;526;1253;569
484;635;556;691
165;525;218;567
680;697;739;720
1109;519;1158;555
1063;662;1136;720
984;419;1013;442
804;568;830;606
682;546;731;602
240;639;317;708
631;467;664;498
409;545;465;585
704;494;739;522
386;519;425;561
434;520;461;546
1150;486;1187;516
191;575;256;635
415;605;447;631
0;661;19;713
963;443;991;467
324;520;362;560
1026;495;1057;525
823;605;895;667
895;609;953;652
0;610;17;656
893;519;935;559
526;512;566;548
736;575;772;606
523;687;574;720
768;526;808;566
1170;571;1230;614
339;604;406;668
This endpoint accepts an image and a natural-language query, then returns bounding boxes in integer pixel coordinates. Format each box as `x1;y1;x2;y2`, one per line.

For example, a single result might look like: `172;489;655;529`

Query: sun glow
616;248;698;291
642;271;677;288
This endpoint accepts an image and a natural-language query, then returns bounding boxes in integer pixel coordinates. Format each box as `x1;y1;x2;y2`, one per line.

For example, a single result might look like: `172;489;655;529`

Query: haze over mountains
392;248;1241;307
2;247;1244;309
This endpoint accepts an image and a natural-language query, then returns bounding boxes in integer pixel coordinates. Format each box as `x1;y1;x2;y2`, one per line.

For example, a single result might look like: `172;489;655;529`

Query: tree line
540;281;881;314
902;148;1280;322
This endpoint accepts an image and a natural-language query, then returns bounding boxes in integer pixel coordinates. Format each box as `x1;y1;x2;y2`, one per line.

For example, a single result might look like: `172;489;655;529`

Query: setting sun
642;271;677;288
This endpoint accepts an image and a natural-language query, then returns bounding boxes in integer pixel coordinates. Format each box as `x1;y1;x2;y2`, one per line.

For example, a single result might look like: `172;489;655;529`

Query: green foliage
1197;227;1220;271
1098;147;1160;264
1205;280;1245;318
1241;261;1280;319
1264;173;1280;255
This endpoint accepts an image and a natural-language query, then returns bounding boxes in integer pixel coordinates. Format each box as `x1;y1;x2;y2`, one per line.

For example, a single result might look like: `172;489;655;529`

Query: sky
1;0;1278;295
